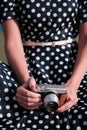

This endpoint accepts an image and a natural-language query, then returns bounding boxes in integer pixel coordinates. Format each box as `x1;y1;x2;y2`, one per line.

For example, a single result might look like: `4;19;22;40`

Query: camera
35;84;66;112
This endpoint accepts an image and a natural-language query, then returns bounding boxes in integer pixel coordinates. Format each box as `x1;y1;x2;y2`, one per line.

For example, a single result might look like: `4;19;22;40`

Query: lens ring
43;93;59;112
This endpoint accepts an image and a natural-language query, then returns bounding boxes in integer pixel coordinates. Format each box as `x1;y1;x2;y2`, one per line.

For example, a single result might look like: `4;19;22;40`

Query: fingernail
38;95;41;98
67;98;72;102
30;85;35;90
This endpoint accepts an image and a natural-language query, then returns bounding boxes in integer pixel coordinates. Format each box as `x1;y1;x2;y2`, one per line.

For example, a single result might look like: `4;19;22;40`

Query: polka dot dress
0;0;87;129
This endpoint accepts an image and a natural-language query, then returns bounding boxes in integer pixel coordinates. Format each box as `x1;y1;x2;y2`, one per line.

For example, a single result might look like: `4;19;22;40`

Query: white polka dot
77;126;81;130
32;124;37;128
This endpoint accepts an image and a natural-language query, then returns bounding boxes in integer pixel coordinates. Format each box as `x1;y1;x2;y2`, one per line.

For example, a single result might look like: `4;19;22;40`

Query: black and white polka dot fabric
0;0;87;129
0;0;87;42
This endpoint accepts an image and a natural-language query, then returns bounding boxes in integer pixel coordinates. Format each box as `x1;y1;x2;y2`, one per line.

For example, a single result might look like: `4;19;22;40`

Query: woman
0;0;87;129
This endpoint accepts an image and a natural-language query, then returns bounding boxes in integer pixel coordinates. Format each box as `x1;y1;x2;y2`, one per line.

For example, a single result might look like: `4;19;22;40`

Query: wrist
66;77;80;91
19;75;31;84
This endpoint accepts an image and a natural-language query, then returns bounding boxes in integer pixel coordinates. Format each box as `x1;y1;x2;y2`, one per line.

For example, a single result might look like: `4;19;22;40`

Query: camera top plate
35;84;66;94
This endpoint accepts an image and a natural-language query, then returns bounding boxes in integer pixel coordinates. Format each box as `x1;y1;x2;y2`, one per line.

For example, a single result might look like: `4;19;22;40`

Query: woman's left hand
56;82;78;113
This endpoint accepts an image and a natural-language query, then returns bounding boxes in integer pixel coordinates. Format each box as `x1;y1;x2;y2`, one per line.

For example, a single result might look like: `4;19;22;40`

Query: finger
28;77;36;90
19;102;40;110
57;96;78;112
18;99;41;108
16;89;42;109
16;87;41;98
16;91;41;103
65;85;77;102
16;92;41;103
17;95;42;107
59;94;67;106
73;97;78;105
57;101;73;112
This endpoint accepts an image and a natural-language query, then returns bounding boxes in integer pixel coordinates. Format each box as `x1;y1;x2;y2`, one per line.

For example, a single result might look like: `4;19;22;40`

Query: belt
23;36;78;46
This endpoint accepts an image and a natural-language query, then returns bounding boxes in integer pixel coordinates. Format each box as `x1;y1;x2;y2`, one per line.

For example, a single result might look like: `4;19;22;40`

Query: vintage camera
35;84;66;112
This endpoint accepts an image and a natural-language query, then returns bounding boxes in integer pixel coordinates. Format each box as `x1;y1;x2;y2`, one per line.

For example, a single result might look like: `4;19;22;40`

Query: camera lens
43;93;59;112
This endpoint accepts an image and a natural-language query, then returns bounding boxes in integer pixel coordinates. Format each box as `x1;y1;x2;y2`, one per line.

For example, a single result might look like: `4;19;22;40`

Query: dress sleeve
79;1;87;23
0;0;17;23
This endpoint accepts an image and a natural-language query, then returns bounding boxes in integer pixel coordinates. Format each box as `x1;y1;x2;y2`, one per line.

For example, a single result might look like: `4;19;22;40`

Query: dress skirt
0;41;87;130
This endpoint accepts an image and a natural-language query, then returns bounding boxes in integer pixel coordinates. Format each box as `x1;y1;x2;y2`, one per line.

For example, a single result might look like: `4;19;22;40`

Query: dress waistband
23;36;78;46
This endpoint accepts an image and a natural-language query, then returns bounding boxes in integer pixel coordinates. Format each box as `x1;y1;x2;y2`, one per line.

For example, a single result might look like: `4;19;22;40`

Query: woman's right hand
16;77;42;110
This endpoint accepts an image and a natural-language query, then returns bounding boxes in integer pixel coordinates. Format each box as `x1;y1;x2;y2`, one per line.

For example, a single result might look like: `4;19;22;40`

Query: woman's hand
56;81;78;113
16;77;42;110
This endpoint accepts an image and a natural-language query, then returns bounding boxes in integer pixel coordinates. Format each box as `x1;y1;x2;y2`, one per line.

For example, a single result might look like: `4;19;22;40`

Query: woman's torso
15;0;80;42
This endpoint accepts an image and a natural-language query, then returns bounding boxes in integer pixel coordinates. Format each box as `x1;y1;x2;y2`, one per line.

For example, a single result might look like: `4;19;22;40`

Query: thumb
65;87;72;102
28;77;36;91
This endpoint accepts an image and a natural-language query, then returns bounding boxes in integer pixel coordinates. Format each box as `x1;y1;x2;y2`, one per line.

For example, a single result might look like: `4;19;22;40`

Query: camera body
35;84;66;112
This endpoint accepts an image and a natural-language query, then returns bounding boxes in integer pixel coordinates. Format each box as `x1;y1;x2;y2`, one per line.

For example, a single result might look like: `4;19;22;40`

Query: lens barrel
43;93;59;112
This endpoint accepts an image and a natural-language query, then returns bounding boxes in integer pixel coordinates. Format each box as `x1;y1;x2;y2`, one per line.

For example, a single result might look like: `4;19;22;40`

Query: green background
0;31;7;63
